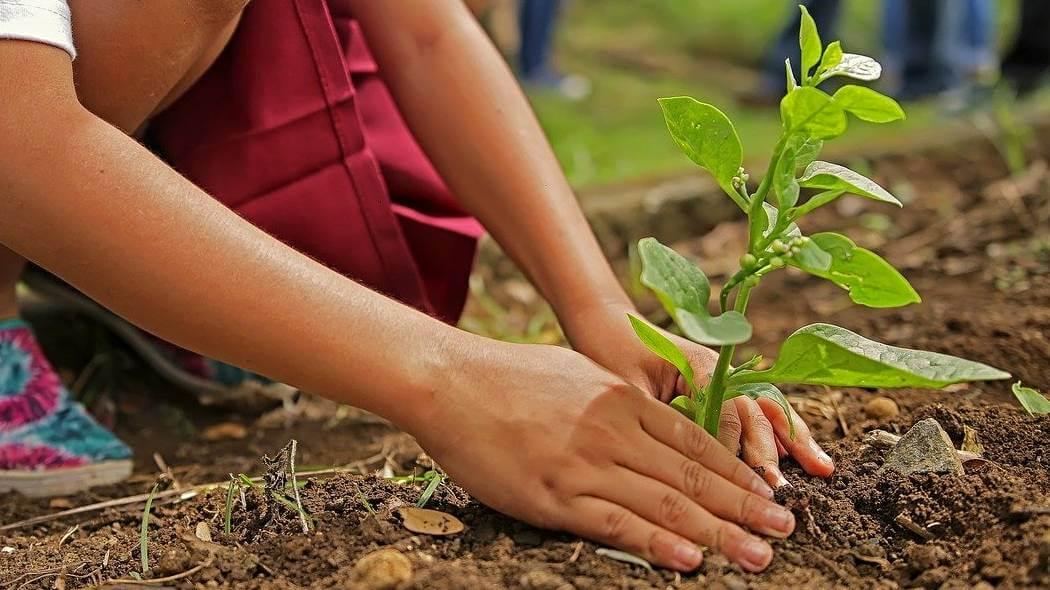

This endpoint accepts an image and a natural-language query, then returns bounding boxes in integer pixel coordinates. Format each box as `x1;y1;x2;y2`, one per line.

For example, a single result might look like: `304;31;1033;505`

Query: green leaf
636;238;752;346
628;314;699;395
833;85;905;123
785;58;798;92
817;41;843;77
790;135;824;170
731;323;1011;389
1011;382;1050;416
818;53;882;83
773;145;800;208
799;161;901;206
781;87;847;140
725;383;795;437
670;395;698;420
801;232;921;307
788;237;832;273
658;97;744;197
676;309;753;346
637;237;710;315
798;5;822;81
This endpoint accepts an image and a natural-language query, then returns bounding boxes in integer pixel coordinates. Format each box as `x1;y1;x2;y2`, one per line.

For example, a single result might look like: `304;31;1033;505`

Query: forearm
350;2;633;340
0;47;470;432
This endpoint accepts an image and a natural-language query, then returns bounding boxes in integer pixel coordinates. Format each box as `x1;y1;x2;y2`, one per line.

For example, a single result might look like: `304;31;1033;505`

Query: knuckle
681;460;712;499
603;507;633;543
737;492;764;524
720;408;743;437
658;492;690;527
684;424;714;458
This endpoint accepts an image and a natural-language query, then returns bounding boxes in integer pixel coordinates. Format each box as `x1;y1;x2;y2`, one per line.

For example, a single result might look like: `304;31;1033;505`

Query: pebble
351;548;413;590
881;418;963;476
864;396;900;419
200;421;248;441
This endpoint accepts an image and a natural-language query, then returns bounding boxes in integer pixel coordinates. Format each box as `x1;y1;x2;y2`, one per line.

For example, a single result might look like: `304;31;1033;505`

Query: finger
571;482;776;571
594;469;781;571
775;437;788;458
735;397;788;488
560;496;704;571
612;443;795;541
717;400;742;456
638;399;774;499
756;397;834;477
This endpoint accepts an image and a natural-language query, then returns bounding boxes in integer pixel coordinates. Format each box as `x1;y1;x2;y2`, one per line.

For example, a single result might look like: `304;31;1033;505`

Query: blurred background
472;0;1049;188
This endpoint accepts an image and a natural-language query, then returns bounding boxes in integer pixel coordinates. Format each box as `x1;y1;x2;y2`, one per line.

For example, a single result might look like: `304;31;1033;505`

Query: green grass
527;0;1021;187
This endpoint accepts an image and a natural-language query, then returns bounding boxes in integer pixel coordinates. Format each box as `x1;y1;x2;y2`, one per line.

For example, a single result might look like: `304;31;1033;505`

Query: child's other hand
411;342;793;572
563;305;833;489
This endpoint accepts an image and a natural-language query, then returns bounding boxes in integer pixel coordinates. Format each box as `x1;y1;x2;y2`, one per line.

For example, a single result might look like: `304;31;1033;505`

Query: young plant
630;6;1011;437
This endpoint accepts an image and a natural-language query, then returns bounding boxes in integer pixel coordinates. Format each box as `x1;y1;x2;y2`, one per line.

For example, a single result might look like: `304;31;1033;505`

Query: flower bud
739;253;758;268
771;239;789;254
768;256;786;269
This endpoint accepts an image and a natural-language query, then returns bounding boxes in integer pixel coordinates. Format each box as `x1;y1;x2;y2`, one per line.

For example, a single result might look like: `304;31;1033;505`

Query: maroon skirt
148;0;483;324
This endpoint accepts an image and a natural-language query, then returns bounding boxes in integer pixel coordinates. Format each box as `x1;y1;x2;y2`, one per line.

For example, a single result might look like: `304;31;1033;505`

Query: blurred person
881;0;996;105
1001;0;1050;96
0;0;836;571
740;0;843;106
517;0;589;99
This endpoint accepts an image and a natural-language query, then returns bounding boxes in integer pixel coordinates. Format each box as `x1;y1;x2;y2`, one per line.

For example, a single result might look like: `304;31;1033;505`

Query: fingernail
674;542;703;570
768;467;790;489
809;440;834;465
751;478;775;499
763;505;795;536
740;538;773;571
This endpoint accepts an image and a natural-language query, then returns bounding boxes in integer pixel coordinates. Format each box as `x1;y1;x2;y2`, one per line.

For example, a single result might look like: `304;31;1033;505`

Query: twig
105;560;211;585
894;513;935;540
568;540;584;563
58;524;79;546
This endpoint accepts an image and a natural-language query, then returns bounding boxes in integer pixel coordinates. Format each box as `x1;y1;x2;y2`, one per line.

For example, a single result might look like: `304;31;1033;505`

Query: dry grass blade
0;466;359;532
140;484;160;573
105;560;212;585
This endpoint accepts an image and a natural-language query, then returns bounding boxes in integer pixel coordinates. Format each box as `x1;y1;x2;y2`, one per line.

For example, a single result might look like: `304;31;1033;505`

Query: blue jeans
518;0;563;80
882;0;995;99
759;0;844;94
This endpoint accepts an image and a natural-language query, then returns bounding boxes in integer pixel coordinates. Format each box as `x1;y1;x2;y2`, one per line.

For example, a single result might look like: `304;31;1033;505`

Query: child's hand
563;305;833;489
410;342;794;572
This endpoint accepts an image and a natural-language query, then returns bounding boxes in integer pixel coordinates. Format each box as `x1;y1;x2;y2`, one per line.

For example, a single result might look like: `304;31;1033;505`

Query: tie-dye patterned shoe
0;318;132;497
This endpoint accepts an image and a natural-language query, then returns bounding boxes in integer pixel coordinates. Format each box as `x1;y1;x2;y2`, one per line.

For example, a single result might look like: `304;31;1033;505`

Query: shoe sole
0;460;132;497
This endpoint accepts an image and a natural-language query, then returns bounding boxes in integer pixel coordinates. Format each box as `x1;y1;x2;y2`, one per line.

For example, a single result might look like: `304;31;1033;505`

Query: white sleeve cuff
0;0;75;59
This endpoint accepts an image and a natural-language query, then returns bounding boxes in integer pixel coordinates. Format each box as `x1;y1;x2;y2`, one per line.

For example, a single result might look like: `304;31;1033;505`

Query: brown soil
2;133;1049;588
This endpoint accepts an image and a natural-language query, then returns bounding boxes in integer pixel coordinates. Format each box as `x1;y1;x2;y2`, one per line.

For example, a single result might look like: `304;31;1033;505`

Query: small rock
155;549;192;576
351;549;413;590
200;422;248;441
911;565;949;588
881;419;963;476
905;543;948;571
518;569;573;590
865;396;900;419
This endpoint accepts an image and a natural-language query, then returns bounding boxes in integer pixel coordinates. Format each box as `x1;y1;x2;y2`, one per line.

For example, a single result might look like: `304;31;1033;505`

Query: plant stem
701;284;754;435
140;484;160;574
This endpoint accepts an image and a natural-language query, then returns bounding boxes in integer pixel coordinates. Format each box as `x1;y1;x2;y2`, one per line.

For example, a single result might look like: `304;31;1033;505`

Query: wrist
559;297;637;355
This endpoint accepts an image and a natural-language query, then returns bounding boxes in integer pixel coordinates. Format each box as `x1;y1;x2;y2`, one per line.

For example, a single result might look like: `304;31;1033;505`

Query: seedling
140;484;159;574
630;6;1011;437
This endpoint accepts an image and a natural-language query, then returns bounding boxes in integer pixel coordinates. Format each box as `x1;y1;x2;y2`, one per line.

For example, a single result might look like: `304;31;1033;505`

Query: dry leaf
48;498;73;510
195;522;213;542
961;425;984;455
201;422;248;441
397;506;464;536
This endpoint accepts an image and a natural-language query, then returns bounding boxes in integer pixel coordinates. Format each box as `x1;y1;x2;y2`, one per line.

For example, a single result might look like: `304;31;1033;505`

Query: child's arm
0;41;789;572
